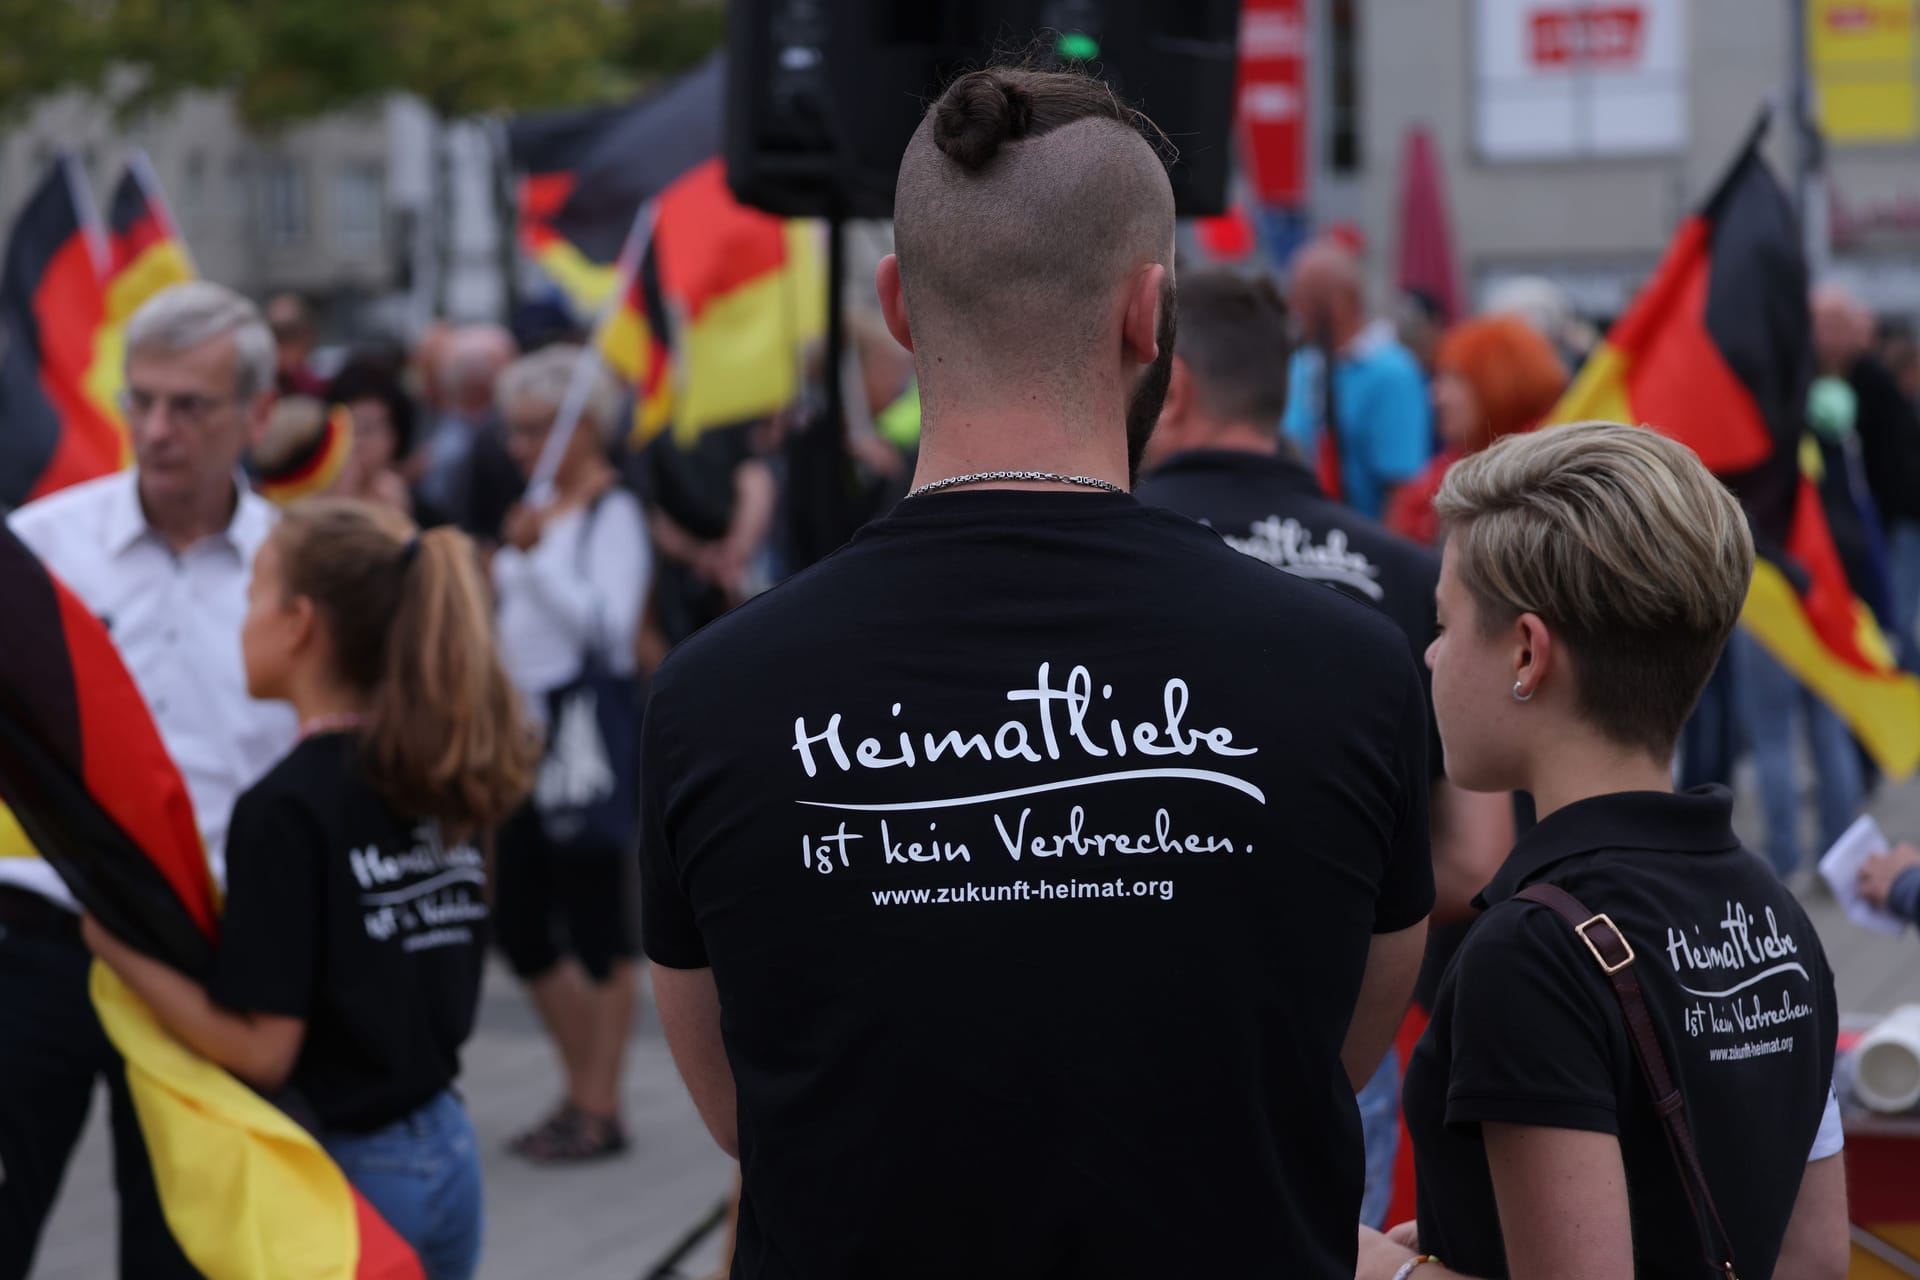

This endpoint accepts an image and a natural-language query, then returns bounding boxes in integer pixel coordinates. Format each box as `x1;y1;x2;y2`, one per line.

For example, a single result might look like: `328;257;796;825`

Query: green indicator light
1055;31;1099;61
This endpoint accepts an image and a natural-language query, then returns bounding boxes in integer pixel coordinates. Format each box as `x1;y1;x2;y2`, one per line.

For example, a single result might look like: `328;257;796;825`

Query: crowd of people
5;56;1920;1280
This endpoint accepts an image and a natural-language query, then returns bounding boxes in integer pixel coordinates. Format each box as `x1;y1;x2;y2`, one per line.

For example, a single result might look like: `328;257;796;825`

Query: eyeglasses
120;388;243;428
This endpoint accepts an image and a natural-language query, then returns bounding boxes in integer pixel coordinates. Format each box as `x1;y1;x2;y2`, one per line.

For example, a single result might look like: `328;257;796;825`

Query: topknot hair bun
932;72;1034;171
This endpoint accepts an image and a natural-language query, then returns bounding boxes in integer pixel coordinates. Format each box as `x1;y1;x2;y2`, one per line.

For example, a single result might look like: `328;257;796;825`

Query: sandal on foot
521;1106;628;1164
508;1104;577;1157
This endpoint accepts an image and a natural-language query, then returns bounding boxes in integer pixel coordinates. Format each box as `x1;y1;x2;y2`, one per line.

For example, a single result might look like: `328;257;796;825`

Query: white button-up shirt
3;471;297;910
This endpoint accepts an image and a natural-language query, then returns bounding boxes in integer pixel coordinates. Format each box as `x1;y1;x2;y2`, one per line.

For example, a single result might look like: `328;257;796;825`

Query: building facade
0;90;507;342
1328;0;1920;321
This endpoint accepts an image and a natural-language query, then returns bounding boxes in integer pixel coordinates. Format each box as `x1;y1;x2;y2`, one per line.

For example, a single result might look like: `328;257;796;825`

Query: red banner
1237;0;1307;206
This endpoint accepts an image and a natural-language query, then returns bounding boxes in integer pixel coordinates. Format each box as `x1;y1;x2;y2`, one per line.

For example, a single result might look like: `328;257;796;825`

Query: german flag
511;57;824;444
0;154;116;509
594;242;676;446
654;157;825;442
509;55;722;318
0;525;424;1279
1550;118;1920;776
83;156;196;441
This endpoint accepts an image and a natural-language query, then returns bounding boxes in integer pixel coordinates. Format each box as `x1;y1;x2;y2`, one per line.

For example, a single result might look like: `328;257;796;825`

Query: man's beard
1125;278;1178;484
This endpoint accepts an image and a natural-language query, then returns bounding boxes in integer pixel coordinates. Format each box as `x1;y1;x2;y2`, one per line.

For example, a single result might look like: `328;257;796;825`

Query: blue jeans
1356;1048;1400;1230
1736;632;1864;878
323;1090;483;1280
1889;520;1920;673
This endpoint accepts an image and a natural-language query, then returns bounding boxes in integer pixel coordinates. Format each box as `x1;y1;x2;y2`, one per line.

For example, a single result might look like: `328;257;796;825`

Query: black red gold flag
0;154;116;508
1550;118;1920;775
0;525;425;1279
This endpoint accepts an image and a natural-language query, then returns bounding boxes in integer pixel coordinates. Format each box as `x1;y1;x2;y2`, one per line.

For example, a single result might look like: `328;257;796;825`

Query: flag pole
59;153;110;286
127;149;198;276
524;197;659;507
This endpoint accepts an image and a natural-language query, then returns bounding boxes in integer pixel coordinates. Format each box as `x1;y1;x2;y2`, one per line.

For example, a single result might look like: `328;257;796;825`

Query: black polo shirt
640;488;1434;1278
1404;788;1837;1278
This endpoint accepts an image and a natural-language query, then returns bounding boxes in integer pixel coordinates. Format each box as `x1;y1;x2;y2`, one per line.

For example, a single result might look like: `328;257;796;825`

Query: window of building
182;151;207;220
1473;0;1688;161
259;157;307;248
330;162;385;255
226;156;253;233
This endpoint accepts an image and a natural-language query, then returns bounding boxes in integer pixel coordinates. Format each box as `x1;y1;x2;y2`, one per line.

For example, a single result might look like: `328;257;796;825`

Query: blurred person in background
632;422;777;654
1392;288;1446;382
266;292;326;398
2;281;296;1278
1735;291;1885;883
1822;294;1920;673
1385;315;1567;547
490;345;651;1164
1881;319;1920;405
1282;239;1433;519
1482;275;1597;372
329;351;423;517
1137;268;1511;1230
779;308;918;576
419;324;521;538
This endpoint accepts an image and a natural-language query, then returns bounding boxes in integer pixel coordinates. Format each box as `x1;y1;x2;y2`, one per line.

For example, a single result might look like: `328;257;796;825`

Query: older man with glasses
1;280;296;1279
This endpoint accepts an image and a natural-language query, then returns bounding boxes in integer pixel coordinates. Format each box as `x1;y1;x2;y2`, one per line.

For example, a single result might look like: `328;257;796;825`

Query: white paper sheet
1819;814;1910;938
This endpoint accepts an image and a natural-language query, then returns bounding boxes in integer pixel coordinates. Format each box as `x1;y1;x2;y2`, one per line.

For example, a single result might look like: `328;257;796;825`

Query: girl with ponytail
84;498;537;1280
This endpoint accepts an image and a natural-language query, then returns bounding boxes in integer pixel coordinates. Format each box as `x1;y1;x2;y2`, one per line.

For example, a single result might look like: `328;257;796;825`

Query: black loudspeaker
725;0;1241;219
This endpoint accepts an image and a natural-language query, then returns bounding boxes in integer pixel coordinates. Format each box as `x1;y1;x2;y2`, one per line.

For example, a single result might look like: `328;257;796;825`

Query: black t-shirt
208;733;489;1133
1137;449;1463;998
1404;788;1837;1278
640;489;1434;1279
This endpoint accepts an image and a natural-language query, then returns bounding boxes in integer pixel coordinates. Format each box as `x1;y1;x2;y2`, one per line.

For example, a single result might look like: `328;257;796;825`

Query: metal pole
823;210;847;448
1791;0;1830;279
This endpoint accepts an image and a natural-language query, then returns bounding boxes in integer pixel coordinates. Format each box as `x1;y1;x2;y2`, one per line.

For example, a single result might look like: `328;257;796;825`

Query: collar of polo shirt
1150;448;1323;499
1475;785;1743;911
105;469;268;559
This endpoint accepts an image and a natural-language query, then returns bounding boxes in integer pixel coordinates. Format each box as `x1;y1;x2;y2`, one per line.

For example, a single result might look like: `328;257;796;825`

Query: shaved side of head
892;67;1176;414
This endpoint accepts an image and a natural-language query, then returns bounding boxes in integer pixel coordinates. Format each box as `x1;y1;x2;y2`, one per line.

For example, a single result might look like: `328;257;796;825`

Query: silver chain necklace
904;470;1125;500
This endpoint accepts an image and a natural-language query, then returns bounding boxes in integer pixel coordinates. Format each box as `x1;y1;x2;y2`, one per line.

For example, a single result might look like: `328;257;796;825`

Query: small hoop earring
1513;680;1534;703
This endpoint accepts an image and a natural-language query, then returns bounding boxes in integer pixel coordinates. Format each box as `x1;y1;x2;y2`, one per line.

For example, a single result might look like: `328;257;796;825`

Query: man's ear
1122;262;1167;367
242;390;277;448
875;255;915;354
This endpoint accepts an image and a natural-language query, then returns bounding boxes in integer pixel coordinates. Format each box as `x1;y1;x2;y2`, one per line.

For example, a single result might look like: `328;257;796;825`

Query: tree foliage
0;0;726;125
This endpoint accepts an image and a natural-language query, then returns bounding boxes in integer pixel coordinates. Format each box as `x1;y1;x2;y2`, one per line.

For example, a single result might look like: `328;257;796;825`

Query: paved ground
28;769;1920;1278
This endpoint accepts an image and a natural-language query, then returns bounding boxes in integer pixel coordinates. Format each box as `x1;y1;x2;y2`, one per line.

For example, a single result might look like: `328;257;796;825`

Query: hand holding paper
1819;815;1910;938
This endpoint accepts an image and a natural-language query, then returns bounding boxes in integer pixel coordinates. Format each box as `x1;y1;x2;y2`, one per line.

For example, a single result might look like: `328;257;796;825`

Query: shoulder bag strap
1514;882;1739;1280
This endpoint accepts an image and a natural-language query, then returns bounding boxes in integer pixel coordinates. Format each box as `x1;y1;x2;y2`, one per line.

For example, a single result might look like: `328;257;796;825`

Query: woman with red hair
1387;316;1567;545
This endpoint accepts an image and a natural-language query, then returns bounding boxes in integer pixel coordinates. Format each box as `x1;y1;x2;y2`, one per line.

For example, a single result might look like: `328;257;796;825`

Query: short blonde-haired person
1359;422;1847;1280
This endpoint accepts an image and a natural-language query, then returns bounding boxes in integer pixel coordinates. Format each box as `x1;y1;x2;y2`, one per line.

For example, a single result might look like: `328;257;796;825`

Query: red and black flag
0;153;116;510
0;525;424;1279
1550;116;1920;775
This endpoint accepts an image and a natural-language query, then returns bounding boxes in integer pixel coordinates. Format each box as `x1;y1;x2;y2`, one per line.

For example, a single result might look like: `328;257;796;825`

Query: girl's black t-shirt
207;732;488;1133
1404;787;1837;1278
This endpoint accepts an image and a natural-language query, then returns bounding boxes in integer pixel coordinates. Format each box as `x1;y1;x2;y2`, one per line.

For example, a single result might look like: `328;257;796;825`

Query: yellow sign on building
1810;0;1919;143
